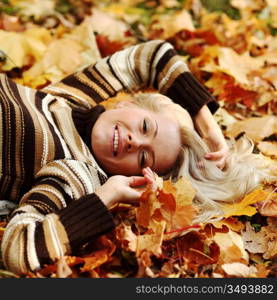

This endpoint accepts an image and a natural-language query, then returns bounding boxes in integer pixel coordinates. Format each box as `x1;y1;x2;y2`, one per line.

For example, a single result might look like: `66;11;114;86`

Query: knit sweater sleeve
43;40;218;117
1;159;115;275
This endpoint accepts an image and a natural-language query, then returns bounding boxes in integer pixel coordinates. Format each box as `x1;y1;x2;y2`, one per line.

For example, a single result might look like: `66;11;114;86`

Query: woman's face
91;103;182;176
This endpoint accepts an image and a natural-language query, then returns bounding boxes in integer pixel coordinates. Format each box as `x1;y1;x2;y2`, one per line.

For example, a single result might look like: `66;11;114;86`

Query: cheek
104;154;140;175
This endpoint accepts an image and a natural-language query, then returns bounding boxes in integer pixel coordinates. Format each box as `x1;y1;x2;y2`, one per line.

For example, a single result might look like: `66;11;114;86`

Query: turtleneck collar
72;105;105;153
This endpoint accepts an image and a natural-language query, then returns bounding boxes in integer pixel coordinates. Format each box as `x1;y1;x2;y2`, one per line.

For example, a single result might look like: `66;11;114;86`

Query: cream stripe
45;82;92;109
27;223;41;270
25;88;48;167
150;42;173;85
158;61;186;90
42;94;71;159
22;186;67;208
95;57;123;91
46;214;63;258
77;72;110;99
109;48;140;91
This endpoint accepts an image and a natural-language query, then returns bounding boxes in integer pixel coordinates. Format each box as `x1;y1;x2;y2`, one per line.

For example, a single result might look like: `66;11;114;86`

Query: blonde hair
130;92;276;223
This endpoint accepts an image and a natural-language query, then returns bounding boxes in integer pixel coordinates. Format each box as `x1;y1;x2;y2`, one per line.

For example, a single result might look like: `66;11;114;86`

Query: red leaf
95;34;126;57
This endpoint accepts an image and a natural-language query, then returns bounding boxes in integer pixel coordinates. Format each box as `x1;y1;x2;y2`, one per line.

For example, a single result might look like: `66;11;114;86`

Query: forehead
149;111;182;174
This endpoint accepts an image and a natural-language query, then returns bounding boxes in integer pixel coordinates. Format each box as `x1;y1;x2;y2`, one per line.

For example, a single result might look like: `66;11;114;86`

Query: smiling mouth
113;125;119;156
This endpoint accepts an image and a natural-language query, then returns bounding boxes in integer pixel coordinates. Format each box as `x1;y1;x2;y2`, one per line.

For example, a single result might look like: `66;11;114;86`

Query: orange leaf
136;190;159;228
80;249;109;272
171;205;198;230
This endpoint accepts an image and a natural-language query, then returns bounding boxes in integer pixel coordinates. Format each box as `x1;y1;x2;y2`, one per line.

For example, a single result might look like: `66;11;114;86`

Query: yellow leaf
221;188;271;218
226;116;277;142
217;47;264;85
136;221;165;257
214;230;249;262
163;177;196;207
150;9;195;39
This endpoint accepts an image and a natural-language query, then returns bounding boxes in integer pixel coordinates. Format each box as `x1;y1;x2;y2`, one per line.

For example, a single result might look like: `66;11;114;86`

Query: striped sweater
0;40;218;274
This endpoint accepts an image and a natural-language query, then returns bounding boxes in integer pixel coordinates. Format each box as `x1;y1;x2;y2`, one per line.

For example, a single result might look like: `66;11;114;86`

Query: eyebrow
154;120;158;138
151;120;158;169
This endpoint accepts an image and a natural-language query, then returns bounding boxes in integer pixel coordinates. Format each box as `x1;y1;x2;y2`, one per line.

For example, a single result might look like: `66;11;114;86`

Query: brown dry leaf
115;224;137;252
221;188;270;218
176;231;220;266
241;222;268;254
226;116;277;142
263;218;277;259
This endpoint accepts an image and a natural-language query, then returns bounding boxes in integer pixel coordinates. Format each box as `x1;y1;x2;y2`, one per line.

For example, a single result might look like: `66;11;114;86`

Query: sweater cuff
58;193;115;251
166;72;220;117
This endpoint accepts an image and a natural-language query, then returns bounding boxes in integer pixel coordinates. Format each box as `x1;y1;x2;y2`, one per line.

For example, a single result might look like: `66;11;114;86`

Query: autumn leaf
136;220;166;257
221;188;271;218
213;230;249;262
176;231;220;266
149;9;195;40
96;34;127;58
241;222;268;254
221;262;257;277
226;116;277;142
136;190;160;228
80;249;110;272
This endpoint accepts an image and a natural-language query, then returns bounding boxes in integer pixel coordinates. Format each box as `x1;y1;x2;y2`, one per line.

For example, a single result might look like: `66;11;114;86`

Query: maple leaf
221;188;271;218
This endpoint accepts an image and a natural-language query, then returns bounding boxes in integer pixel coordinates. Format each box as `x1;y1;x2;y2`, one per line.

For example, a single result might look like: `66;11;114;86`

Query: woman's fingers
205;149;227;160
205;149;228;170
129;176;147;187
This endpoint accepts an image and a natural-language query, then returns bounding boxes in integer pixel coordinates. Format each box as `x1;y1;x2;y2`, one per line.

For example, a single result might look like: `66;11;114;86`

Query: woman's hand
194;105;229;170
142;167;158;190
95;175;148;208
203;127;229;170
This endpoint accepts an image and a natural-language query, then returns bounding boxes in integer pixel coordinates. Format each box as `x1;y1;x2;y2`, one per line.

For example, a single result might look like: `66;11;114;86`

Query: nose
126;133;145;152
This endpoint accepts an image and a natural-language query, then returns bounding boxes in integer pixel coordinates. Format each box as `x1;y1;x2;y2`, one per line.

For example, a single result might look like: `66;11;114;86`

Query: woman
0;39;234;274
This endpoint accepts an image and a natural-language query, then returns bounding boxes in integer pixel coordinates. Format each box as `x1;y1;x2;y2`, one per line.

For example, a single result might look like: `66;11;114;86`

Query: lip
117;124;122;155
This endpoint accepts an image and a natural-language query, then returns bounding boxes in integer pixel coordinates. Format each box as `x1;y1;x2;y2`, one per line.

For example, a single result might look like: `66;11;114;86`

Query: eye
140;151;147;168
142;119;148;134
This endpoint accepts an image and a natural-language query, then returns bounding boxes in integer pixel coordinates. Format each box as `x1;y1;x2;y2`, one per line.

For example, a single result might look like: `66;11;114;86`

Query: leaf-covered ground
0;0;276;278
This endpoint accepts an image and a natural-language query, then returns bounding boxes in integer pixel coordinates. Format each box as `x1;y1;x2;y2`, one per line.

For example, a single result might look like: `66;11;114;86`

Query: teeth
113;126;119;154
